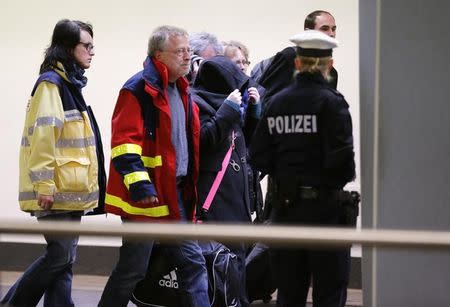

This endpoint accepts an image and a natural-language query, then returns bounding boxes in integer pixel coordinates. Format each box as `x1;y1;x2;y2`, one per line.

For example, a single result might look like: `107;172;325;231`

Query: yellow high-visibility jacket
19;64;102;212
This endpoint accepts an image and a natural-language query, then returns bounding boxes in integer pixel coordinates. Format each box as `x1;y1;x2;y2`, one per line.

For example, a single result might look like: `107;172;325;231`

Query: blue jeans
1;212;81;307
98;234;154;307
98;188;210;307
160;240;211;307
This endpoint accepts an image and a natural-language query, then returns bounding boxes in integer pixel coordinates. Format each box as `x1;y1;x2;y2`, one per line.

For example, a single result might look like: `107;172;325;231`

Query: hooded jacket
191;55;261;223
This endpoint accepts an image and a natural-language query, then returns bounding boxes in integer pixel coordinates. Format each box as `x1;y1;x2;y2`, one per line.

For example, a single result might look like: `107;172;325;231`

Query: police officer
249;30;356;307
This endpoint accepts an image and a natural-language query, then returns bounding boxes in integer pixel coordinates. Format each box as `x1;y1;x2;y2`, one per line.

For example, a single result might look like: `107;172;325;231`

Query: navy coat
250;72;355;189
191;56;261;223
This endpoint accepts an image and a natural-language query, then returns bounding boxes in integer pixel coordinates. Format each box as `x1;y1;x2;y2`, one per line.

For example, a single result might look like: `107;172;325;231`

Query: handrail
1;219;450;249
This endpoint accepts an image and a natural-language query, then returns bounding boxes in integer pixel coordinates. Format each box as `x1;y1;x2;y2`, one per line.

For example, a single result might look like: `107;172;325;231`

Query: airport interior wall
360;0;450;306
0;0;363;292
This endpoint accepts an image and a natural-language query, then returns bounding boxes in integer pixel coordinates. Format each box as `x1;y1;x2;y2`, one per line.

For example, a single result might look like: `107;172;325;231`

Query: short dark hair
39;19;93;74
304;10;333;30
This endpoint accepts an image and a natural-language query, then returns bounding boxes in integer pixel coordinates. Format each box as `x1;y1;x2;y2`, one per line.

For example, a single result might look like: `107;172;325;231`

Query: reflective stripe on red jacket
105;57;200;221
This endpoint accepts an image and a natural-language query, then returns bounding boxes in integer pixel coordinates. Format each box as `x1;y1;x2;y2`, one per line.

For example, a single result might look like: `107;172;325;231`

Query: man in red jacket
98;25;210;307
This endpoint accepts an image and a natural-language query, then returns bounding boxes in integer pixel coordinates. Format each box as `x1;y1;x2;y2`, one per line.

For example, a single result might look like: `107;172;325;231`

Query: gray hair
189;32;223;56
147;25;188;57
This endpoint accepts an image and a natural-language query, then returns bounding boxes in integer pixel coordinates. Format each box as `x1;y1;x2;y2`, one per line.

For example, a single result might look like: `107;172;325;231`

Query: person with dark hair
303;10;338;86
1;19;106;307
191;55;261;307
250;30;356;307
304;10;337;37
250;9;339;228
251;10;338;99
98;25;210;307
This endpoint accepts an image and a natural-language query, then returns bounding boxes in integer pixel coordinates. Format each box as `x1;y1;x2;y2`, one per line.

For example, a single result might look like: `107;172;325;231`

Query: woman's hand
37;194;54;210
227;89;242;106
248;87;260;104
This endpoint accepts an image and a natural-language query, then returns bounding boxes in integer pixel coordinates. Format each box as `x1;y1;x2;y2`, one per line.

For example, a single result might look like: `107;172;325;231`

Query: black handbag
200;241;241;307
131;241;241;307
131;244;183;307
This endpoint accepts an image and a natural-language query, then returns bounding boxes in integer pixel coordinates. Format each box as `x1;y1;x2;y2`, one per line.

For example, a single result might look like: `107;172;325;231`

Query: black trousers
227;242;250;307
269;197;350;307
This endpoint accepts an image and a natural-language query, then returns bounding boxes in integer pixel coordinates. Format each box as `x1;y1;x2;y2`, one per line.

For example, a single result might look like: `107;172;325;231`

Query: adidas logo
159;269;179;289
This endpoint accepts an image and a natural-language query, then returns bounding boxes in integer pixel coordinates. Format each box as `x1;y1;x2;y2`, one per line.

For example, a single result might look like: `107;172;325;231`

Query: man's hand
137;195;159;205
37;194;54;210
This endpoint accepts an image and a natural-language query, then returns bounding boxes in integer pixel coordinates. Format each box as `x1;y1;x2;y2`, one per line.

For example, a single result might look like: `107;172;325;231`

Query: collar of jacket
191;90;227;113
296;71;329;86
142;56;189;97
54;62;72;83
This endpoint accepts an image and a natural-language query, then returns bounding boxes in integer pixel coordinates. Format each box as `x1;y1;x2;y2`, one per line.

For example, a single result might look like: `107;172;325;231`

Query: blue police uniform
249;30;356;307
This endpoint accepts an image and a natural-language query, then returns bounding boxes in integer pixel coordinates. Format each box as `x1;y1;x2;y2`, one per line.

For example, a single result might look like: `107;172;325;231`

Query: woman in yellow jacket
1;19;106;307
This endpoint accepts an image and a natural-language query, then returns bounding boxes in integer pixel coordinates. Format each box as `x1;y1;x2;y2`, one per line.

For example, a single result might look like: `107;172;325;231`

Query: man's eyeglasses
163;47;193;57
79;42;94;52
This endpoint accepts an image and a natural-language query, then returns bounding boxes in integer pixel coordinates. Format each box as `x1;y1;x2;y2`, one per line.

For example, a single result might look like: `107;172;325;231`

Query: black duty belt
298;187;360;204
297;186;346;200
298;186;320;199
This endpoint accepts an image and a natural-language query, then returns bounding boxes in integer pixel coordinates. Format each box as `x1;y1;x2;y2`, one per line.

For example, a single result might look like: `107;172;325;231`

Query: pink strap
201;131;235;212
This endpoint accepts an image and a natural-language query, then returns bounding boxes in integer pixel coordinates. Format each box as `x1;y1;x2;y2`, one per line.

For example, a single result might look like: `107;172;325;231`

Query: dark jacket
257;47;338;107
191;55;261;223
249;72;355;189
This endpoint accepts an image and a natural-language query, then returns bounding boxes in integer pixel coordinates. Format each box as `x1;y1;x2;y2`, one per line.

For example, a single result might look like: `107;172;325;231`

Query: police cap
289;30;338;57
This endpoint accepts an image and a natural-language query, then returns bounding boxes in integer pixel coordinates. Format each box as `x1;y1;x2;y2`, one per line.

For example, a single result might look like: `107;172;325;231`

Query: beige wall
0;0;359;243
